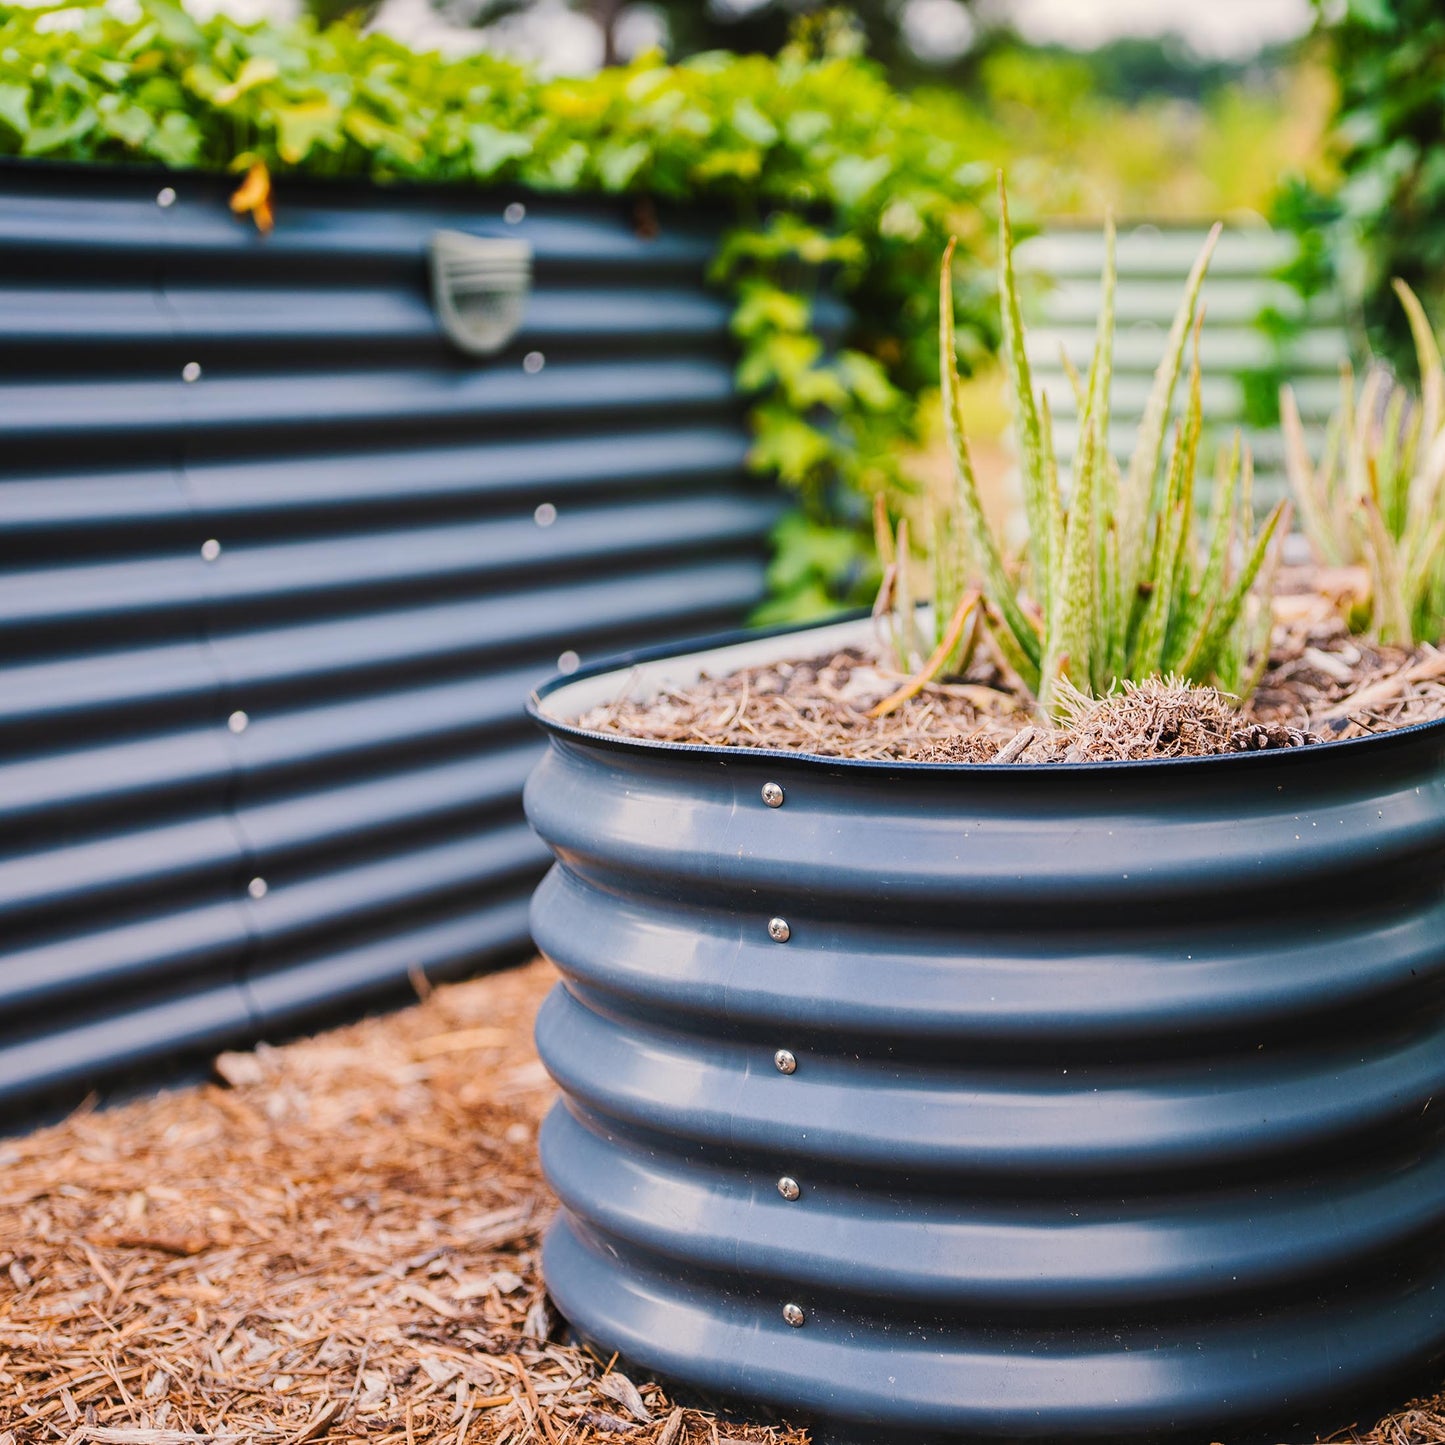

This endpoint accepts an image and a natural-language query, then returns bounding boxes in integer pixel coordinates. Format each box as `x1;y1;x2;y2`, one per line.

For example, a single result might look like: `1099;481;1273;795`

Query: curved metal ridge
525;617;1445;1440
532;864;1445;1042
543;1216;1445;1439
537;982;1445;1178
541;1105;1445;1308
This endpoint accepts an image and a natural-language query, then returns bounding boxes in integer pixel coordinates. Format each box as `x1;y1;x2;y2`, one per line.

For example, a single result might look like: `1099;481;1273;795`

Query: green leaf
0;82;29;138
939;237;1041;688
467;120;532;175
1042;414;1098;713
995;175;1054;618
827;153;890;206
22;104;96;157
596;139;650;190
730;97;778;147
1116;223;1219;611
213;55;279;106
275;98;342;163
148;110;202;166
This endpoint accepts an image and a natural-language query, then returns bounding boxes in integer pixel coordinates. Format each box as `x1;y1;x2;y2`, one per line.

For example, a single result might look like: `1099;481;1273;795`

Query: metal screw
247;877;268;900
777;1177;800;1201
768;917;791;943
182;361;202;383
201;538;222;562
782;1303;805;1328
557;650;581;675
157;186;177;208
533;502;557;527
504;202;526;224
774;1048;797;1075
228;710;249;733
523;351;545;374
761;781;784;808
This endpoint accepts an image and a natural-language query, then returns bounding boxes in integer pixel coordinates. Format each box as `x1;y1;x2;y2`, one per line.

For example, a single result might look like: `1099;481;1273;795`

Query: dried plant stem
869;591;980;718
1319;648;1445;723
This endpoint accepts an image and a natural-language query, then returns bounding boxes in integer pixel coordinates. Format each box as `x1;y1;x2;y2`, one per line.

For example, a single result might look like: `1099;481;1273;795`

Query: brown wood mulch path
0;960;803;1445
3;957;1445;1445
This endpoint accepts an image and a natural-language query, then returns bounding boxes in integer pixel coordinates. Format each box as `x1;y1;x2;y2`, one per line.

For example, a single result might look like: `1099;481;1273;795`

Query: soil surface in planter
577;572;1445;762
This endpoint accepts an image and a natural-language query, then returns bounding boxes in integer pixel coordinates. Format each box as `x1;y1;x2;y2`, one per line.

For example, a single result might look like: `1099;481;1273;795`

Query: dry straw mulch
575;578;1445;763
6;959;1445;1445
0;959;804;1445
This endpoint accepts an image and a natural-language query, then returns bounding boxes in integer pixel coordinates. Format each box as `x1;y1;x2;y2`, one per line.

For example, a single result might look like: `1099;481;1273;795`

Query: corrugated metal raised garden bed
524;615;1445;1441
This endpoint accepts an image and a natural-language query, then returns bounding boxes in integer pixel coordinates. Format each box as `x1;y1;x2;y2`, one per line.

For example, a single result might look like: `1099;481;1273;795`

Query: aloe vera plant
1282;280;1445;647
882;181;1291;720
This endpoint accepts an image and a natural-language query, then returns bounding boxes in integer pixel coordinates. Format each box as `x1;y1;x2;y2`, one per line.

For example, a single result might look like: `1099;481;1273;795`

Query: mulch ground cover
576;574;1445;762
4;957;1445;1445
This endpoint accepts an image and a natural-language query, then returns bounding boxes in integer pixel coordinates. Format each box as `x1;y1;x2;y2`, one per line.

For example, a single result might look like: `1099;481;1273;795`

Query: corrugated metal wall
0;160;782;1121
1019;224;1349;498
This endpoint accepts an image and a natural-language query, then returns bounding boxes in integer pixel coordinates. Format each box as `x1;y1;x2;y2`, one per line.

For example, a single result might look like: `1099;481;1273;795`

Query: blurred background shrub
3;0;1444;617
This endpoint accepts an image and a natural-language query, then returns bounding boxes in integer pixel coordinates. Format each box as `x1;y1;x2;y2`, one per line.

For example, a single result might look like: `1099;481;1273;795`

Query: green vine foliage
0;0;995;621
1313;0;1445;376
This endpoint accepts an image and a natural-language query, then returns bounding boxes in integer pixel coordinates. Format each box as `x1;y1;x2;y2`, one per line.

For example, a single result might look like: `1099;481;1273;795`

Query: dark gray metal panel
0;161;780;1124
524;623;1445;1441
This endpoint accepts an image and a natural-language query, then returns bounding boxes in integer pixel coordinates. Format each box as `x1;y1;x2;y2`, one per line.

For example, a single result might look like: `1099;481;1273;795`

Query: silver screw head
227;710;249;734
156;186;177;208
777;1176;800;1201
200;538;222;562
782;1302;805;1328
182;361;202;383
523;350;545;373
504;201;526;224
557;649;581;675
247;876;268;900
533;501;557;527
768;916;791;943
761;781;784;808
773;1048;797;1075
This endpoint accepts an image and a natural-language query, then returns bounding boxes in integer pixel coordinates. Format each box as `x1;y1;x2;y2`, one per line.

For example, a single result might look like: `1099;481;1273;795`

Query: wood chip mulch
6;959;1445;1445
575;577;1445;763
0;959;805;1445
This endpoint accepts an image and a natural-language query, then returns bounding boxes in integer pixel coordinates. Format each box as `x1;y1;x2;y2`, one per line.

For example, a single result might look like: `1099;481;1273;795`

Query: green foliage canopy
0;0;995;619
1314;0;1445;373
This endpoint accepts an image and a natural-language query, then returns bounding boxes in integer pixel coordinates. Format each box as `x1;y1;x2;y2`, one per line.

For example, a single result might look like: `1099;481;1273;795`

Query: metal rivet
761;781;784;808
228;710;249;733
182;361;202;383
200;538;222;561
774;1048;797;1075
157;186;177;208
557;650;580;675
782;1302;805;1328
504;202;526;224
533;502;557;527
777;1176;800;1201
768;917;791;943
247;877;268;899
523;351;545;374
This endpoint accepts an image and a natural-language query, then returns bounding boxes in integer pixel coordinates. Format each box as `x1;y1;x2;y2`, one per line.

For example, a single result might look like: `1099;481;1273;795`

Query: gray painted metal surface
0;160;783;1122
526;616;1445;1441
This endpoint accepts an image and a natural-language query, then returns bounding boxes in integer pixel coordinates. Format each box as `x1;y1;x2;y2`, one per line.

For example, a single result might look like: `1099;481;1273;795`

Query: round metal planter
524;616;1445;1441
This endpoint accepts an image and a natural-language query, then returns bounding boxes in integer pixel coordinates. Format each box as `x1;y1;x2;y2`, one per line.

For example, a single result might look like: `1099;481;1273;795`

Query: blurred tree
647;0;981;81
362;0;990;79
